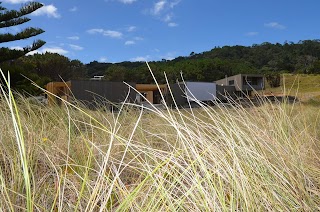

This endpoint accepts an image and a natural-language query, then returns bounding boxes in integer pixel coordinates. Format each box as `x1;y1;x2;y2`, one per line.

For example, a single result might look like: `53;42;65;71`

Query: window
243;77;259;86
243;77;248;85
228;80;234;85
251;77;258;85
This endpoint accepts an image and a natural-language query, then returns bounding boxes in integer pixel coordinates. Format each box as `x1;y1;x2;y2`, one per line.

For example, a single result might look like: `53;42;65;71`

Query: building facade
215;74;265;91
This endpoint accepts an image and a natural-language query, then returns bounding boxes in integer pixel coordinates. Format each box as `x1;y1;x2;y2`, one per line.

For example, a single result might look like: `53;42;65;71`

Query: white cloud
10;45;70;56
69;44;83;51
264;22;286;30
105;0;137;4
163;56;174;61
99;57;108;62
149;1;181;27
67;36;80;40
163;14;172;22
87;29;104;34
69;6;78;12
168;22;178;27
42;47;68;54
103;30;123;38
118;0;137;4
127;26;136;32
10;46;23;50
31;4;60;18
170;0;181;8
151;0;182;15
27;47;68;55
245;31;259;36
134;36;143;41
87;28;123;38
125;40;135;45
124;36;144;45
1;0;30;4
153;1;166;15
159;51;176;60
130;55;150;62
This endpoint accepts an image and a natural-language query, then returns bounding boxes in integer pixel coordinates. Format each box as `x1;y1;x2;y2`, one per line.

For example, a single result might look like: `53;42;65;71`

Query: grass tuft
0;68;319;210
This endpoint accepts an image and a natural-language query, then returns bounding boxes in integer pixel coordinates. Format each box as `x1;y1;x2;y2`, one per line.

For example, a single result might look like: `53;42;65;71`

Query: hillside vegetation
263;74;320;104
1;39;320;94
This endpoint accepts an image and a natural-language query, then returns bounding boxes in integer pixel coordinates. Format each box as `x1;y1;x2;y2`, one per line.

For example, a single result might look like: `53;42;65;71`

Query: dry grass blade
0;67;319;211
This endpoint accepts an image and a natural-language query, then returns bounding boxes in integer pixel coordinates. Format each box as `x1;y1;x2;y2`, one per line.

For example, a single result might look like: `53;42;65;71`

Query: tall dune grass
0;71;320;211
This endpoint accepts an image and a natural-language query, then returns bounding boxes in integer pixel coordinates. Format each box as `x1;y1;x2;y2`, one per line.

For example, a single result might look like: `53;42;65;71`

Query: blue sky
1;0;320;64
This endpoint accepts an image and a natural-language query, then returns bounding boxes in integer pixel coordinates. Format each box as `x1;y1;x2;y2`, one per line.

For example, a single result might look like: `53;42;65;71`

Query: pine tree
0;2;46;62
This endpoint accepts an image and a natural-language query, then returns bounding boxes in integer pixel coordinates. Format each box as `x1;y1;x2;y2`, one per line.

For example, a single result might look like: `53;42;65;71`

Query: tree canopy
0;52;87;94
0;1;45;62
84;40;320;84
1;39;320;94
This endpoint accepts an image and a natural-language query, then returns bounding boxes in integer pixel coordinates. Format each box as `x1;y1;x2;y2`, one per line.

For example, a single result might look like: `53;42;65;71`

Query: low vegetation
0;71;319;211
263;73;320;105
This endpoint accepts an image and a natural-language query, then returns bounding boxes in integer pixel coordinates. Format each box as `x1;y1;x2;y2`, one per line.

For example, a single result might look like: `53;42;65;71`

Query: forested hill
1;39;320;94
86;40;320;84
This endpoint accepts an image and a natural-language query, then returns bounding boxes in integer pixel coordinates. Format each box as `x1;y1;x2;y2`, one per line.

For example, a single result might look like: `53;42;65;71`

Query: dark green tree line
89;39;320;86
0;53;86;94
2;39;320;93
